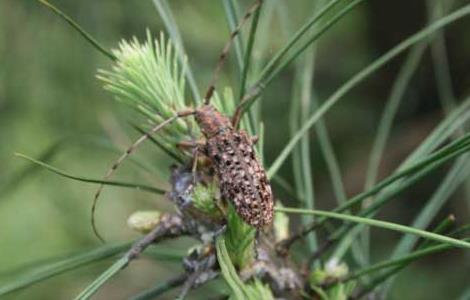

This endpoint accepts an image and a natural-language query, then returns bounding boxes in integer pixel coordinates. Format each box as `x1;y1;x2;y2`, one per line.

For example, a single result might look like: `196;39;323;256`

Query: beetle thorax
195;105;233;137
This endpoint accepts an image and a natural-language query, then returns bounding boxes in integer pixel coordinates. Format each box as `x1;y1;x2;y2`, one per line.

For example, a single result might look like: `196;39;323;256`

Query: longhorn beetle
92;0;272;241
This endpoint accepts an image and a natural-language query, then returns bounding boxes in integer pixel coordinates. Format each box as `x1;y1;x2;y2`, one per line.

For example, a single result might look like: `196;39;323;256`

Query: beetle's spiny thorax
195;105;233;138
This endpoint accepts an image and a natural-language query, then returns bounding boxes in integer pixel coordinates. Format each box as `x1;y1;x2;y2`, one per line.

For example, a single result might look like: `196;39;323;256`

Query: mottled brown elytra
91;0;272;241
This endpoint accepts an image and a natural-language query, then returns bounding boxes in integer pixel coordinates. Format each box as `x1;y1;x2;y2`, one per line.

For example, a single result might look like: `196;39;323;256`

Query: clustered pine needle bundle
96;31;297;299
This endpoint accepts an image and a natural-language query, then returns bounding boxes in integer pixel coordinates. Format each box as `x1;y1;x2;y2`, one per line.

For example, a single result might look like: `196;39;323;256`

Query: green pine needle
276;207;470;249
15;153;166;195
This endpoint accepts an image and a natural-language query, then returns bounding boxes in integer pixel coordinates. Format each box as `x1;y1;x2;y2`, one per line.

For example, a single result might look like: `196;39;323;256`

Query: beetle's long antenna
92;110;194;242
203;0;263;104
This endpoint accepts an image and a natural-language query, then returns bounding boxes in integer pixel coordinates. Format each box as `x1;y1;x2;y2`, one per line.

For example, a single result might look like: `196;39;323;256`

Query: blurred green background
1;1;469;299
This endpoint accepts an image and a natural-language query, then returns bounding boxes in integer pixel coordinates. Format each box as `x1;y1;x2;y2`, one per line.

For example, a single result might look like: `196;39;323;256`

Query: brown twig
177;270;204;300
125;213;187;263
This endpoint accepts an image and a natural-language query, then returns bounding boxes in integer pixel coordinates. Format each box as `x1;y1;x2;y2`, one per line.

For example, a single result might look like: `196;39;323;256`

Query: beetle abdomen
207;130;274;227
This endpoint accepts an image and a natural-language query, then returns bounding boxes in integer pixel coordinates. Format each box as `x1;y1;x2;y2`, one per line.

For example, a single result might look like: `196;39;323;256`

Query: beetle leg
191;148;199;180
176;139;205;151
